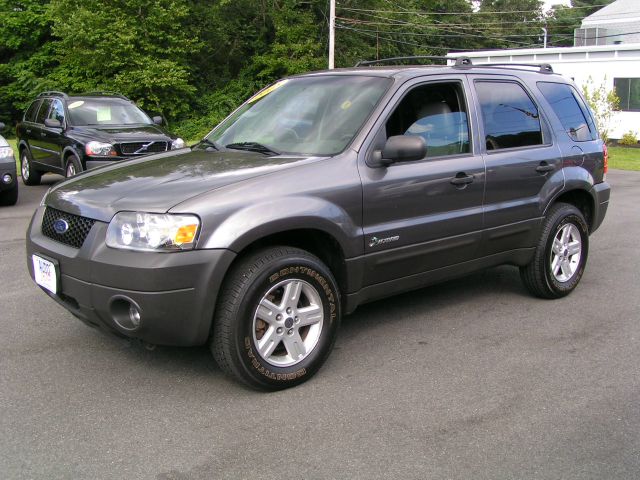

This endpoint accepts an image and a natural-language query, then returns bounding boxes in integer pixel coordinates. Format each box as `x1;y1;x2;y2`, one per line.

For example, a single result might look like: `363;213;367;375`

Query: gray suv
26;58;610;390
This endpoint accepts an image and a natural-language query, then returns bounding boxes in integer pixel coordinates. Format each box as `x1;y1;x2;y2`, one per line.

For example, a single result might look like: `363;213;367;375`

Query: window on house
614;78;640;111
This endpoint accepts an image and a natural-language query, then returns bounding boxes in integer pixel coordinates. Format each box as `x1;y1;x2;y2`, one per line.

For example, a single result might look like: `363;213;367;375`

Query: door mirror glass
0;122;5;131
153;116;163;125
44;118;62;129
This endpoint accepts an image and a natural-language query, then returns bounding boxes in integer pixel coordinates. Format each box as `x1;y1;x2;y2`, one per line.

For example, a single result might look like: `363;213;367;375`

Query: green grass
608;146;640;171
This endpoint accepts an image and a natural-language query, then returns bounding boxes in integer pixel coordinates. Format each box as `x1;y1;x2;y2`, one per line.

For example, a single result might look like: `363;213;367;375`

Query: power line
339;4;608;16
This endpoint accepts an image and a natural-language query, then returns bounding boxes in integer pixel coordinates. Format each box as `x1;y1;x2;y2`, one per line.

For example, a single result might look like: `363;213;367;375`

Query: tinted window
475;81;542;150
48;99;65;124
538;82;594;141
24;100;41;122
614;78;640;111
386;82;470;157
35;99;53;124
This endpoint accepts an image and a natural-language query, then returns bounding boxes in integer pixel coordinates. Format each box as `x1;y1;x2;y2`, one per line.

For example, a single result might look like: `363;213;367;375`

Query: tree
581;76;619;143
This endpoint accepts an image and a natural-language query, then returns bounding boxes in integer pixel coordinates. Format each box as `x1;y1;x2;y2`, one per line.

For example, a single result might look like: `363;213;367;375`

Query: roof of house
582;0;640;26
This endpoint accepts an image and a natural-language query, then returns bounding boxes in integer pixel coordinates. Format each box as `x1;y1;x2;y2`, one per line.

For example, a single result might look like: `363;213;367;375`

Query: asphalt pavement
1;170;639;480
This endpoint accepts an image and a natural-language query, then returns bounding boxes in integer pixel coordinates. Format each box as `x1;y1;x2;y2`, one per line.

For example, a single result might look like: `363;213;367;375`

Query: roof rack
77;91;130;100
355;55;472;68
476;63;554;73
37;91;68;99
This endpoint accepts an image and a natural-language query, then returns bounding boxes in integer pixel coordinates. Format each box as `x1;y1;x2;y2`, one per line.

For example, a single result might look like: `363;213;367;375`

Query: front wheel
211;246;341;390
65;154;82;178
520;202;589;299
0;182;18;206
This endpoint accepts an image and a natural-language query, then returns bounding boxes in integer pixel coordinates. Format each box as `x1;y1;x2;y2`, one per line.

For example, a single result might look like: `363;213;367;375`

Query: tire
65;154;82;178
20;148;41;186
520;202;589;299
0;182;18;206
211;246;341;390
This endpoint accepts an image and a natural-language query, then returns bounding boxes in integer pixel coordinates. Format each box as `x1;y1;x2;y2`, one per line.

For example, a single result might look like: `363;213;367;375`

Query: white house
448;0;640;140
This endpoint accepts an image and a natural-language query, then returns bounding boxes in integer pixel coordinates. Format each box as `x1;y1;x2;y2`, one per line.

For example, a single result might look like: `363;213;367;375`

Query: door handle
536;162;555;173
450;173;474;186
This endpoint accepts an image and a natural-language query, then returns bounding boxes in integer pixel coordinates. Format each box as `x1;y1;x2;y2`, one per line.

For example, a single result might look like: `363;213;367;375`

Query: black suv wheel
21;148;41;186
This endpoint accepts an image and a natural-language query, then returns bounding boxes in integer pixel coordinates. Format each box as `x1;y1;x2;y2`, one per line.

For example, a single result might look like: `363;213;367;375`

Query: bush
619;131;639;146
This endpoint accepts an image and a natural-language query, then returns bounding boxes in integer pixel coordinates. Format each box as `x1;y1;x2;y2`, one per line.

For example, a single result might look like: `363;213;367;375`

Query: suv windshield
206;75;391;156
67;98;152;126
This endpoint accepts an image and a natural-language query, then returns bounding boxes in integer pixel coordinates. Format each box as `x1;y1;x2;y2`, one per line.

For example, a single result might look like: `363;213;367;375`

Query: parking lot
1;170;639;479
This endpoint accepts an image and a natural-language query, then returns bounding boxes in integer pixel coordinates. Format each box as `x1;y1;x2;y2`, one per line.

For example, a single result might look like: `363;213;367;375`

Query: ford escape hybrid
26;58;610;390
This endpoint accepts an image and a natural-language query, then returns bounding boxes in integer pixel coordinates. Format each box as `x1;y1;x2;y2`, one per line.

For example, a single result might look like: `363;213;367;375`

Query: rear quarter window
24;100;42;122
537;82;596;142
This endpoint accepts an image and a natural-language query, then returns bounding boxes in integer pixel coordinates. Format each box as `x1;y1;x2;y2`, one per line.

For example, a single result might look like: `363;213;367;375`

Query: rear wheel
520;202;589;299
211;246;341;390
65;154;82;178
20;149;41;186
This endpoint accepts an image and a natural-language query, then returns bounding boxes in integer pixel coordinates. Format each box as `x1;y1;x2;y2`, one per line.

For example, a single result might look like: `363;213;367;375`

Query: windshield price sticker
32;255;57;294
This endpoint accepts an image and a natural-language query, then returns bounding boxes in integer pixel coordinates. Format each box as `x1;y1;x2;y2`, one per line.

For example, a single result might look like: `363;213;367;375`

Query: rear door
29;98;53;165
359;76;486;286
469;75;563;255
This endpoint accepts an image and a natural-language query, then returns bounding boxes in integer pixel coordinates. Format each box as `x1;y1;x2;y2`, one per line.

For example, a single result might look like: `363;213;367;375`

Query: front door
360;77;486;286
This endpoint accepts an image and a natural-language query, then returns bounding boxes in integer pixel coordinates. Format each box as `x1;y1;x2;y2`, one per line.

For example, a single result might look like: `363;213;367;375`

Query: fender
199;195;361;258
61;145;83;164
544;166;596;215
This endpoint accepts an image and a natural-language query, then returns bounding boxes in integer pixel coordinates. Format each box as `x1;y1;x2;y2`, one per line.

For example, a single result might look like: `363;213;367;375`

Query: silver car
0;122;18;206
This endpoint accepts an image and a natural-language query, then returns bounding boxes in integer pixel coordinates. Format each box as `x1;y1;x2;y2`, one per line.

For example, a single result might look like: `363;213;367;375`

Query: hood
68;124;173;143
46;149;311;221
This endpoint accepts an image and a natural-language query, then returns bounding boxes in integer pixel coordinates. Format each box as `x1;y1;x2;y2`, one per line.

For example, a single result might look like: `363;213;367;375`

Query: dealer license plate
32;255;57;294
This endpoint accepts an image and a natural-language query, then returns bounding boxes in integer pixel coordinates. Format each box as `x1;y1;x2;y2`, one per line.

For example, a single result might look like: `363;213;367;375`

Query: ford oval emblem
53;218;69;235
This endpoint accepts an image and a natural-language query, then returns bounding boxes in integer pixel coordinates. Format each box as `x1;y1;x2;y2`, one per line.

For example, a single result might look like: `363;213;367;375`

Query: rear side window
475;81;543;151
24;100;41;122
538;82;595;141
35;99;53;124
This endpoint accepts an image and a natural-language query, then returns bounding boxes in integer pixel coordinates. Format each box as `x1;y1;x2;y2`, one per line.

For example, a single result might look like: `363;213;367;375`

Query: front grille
119;141;169;155
42;207;96;249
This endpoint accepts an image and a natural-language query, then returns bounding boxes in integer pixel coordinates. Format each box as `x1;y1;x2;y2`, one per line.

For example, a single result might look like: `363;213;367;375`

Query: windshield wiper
225;142;280;156
195;138;220;151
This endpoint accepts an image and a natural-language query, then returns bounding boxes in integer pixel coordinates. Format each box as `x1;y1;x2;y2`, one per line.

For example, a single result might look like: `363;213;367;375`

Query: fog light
110;297;142;331
2;174;11;184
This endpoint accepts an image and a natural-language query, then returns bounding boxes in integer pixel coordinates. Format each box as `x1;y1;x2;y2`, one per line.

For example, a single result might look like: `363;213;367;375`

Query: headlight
0;146;13;158
171;138;186;150
85;141;116;157
106;212;200;251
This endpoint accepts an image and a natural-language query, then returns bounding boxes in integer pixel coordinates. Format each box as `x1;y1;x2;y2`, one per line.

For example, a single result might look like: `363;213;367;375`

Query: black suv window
537;82;595;142
386;82;470;157
48;99;65;125
24;100;41;122
35;99;53;125
475;81;543;151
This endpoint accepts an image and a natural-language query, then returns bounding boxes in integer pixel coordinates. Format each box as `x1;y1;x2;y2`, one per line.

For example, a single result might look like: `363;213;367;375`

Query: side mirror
44;118;62;129
371;135;426;167
0;122;5;131
152;116;163;125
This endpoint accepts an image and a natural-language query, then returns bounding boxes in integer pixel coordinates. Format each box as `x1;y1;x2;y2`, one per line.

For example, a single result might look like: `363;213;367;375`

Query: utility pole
541;27;548;48
329;0;335;69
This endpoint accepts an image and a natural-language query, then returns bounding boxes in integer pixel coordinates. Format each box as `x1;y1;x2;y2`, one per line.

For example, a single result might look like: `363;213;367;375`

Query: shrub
619;131;639;146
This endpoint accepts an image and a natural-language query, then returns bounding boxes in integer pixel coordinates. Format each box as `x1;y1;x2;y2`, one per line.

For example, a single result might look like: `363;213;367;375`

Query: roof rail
37;91;68;99
78;91;130;100
355;55;472;68
477;63;554;73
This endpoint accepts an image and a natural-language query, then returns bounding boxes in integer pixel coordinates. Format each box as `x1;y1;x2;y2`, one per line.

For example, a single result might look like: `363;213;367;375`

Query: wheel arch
546;188;595;232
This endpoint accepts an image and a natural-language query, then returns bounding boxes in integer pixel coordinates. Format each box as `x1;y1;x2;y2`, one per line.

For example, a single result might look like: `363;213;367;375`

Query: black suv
26;59;610;390
16;91;184;184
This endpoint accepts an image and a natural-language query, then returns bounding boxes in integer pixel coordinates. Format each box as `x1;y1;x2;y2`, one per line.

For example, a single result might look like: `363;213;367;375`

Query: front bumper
590;181;610;233
0;159;17;192
26;206;236;346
